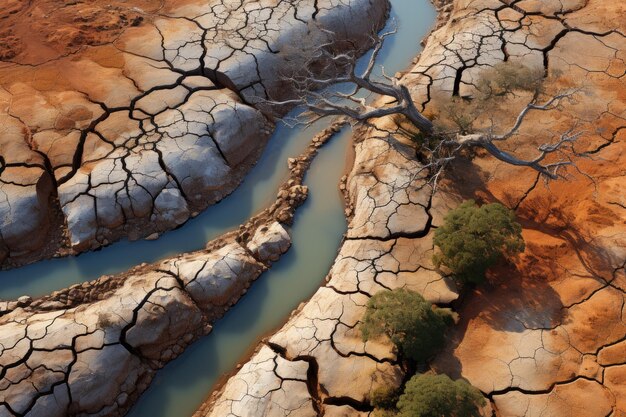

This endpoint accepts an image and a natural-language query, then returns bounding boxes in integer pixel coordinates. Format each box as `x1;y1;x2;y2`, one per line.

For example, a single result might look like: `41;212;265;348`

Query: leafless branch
266;27;589;184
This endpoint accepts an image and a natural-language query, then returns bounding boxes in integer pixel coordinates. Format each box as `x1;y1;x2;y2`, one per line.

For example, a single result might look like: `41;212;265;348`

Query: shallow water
126;0;436;416
0;117;329;299
0;0;436;414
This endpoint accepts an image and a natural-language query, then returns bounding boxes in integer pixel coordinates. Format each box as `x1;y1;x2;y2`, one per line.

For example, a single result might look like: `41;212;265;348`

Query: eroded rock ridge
0;0;389;267
0;118;347;417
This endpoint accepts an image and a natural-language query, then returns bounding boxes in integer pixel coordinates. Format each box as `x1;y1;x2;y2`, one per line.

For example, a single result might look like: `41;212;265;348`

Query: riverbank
0;119;353;417
0;0;388;269
194;0;625;416
192;1;460;413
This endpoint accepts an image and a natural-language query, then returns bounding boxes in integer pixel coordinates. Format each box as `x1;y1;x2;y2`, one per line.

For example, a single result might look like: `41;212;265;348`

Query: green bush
433;200;524;284
395;374;486;417
360;289;454;363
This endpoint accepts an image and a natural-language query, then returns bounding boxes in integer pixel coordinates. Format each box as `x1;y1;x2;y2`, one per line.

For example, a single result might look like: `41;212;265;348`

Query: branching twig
266;27;588;185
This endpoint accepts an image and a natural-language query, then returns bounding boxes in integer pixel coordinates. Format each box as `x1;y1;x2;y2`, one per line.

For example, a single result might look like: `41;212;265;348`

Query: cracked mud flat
403;0;626;416
0;0;388;268
0;0;623;416
197;0;625;416
0;117;349;417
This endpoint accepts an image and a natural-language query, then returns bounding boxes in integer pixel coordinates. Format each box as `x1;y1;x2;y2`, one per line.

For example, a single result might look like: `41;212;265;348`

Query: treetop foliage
433;200;525;284
360;289;454;363
394;373;486;417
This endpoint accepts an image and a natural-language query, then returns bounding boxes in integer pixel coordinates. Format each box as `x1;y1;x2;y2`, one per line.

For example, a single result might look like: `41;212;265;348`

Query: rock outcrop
0;121;344;417
0;241;266;417
0;0;389;268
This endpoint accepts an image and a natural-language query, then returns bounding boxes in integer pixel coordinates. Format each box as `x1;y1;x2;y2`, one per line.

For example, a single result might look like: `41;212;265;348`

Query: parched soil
190;0;625;416
0;0;162;64
0;0;387;268
414;0;626;414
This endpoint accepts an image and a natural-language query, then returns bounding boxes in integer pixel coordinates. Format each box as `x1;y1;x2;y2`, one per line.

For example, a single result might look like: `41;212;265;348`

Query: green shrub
433;200;524;284
360;289;454;363
395;374;486;417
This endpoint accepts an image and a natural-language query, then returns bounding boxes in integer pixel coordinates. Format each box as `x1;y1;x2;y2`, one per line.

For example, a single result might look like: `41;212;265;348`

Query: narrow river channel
0;0;436;415
127;1;436;416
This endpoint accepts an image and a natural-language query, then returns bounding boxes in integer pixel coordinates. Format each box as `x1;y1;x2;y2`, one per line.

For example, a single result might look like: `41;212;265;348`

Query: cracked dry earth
0;115;348;417
0;229;276;417
400;0;625;416
196;0;625;417
194;120;462;417
0;0;388;268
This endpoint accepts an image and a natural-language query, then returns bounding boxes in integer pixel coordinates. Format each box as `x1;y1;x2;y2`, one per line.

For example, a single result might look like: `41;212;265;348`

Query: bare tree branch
266;27;588;185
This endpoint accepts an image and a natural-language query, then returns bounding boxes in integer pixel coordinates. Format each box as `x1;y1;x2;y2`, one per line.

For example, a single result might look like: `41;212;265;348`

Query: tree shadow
516;195;618;283
432;260;565;380
437;155;503;204
430;155;623;383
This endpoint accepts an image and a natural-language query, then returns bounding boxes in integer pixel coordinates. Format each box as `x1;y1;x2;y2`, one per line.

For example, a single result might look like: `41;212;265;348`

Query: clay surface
0;0;389;268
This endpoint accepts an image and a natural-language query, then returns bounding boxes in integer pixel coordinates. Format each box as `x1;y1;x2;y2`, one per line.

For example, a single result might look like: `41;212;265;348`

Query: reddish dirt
424;1;626;414
0;0;162;64
435;77;625;412
0;0;208;65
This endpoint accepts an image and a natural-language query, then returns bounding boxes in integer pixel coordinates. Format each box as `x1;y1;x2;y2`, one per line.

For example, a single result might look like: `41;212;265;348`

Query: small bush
433;200;524;284
429;62;545;134
475;61;545;99
430;92;478;134
395;373;486;417
360;289;454;363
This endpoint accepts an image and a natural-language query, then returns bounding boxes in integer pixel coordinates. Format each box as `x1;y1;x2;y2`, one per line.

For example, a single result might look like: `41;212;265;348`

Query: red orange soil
0;0;164;64
424;0;626;412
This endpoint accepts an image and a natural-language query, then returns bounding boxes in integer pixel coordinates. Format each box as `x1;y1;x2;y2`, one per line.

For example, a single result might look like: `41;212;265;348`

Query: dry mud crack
0;116;347;417
406;0;626;416
0;0;389;268
197;0;625;416
195;122;462;417
0;0;624;416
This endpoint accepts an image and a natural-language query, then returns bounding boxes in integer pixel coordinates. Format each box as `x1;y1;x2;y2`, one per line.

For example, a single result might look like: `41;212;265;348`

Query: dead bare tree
268;27;587;183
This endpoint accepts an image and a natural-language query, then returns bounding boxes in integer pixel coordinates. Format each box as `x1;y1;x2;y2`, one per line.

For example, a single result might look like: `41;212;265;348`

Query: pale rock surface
0;0;389;266
204;346;317;417
0;219;292;417
197;119;459;416
165;243;264;311
246;222;291;262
